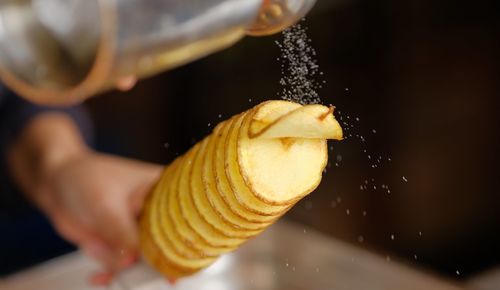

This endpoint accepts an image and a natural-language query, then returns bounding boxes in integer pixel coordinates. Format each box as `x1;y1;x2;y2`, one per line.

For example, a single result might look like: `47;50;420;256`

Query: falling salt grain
402;176;408;182
357;235;364;243
372;129;377;134
346;209;350;215
276;21;323;104
456;270;460;276
390;234;395;240
164;142;170;149
362;211;367;216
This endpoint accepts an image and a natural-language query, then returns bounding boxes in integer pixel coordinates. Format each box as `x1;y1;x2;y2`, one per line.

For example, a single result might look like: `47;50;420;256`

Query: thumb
129;164;163;215
90;198;140;267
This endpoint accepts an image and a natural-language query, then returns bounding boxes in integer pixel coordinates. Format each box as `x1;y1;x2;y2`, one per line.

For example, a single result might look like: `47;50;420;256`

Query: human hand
8;112;162;286
41;151;162;285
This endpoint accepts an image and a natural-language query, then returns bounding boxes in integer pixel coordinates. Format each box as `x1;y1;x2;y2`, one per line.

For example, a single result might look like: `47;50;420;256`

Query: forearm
7;112;89;209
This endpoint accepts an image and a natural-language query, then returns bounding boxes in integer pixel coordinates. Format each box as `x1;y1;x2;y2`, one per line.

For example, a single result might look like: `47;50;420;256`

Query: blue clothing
0;85;93;276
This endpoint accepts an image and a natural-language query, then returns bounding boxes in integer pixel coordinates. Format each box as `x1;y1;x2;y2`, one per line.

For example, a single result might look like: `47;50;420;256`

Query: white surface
0;252;104;290
0;222;468;290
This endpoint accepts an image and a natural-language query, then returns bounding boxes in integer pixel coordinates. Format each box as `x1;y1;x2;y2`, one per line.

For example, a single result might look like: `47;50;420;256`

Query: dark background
86;0;500;280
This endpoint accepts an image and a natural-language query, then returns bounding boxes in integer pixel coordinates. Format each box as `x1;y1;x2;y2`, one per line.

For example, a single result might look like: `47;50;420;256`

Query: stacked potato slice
140;100;343;279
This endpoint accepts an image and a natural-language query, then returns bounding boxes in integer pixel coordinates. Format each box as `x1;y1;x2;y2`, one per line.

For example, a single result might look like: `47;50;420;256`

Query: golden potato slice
191;134;263;238
203;122;271;231
156;158;211;259
250;104;343;140
178;138;245;249
248;100;302;137
238;101;342;205
226;110;294;212
213;115;280;222
140;180;185;278
146;160;216;271
168;146;226;257
140;210;198;279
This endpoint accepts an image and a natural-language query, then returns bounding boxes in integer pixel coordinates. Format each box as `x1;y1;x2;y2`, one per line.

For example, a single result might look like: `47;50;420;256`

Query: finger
90;271;114;287
49;209;121;271
90;199;140;260
120;253;139;268
82;240;118;270
116;76;137;91
129;165;163;215
48;209;96;245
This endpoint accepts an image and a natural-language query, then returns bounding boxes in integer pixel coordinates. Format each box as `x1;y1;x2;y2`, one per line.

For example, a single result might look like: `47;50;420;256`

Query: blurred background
76;0;499;281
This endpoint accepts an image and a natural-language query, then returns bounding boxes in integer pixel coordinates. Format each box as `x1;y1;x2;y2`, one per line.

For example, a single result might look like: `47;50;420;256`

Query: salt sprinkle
276;21;323;104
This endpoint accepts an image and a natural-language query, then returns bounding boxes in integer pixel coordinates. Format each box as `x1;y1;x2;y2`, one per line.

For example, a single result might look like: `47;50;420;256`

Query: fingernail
90;272;114;286
166;277;177;285
120;254;138;268
84;242;108;260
